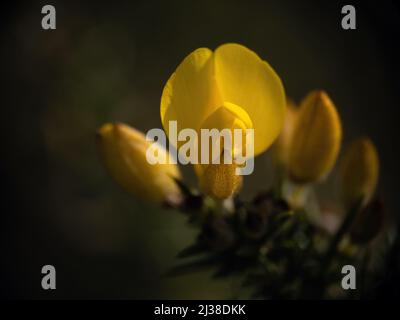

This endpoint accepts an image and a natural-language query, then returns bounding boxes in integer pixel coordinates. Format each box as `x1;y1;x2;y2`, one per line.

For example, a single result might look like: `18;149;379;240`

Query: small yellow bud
288;90;342;183
198;162;242;200
340;137;379;208
96;123;182;205
193;102;249;200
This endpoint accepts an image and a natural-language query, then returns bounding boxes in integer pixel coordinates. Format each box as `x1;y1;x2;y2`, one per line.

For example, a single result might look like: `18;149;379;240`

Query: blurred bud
288;90;342;183
350;198;385;244
340;137;379;208
96;123;182;206
273;99;298;167
198;163;242;200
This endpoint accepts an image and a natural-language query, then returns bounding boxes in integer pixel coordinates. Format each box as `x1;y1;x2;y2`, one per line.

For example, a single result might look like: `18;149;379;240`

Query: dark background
2;0;400;299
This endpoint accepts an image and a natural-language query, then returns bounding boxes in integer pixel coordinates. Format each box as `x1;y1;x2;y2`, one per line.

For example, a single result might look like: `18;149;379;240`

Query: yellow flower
340;137;379;208
273;98;298;167
96;122;182;205
288;90;342;183
160;43;286;199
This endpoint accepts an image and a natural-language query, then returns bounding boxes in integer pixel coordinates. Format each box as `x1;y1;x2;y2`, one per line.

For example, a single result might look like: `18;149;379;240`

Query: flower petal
214;43;286;155
161;48;221;145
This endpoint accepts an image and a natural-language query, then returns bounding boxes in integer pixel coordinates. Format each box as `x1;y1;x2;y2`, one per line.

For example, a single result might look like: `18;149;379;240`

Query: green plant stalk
315;198;363;297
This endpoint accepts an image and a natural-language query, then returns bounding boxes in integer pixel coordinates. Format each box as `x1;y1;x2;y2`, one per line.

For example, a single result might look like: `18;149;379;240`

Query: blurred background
2;0;400;299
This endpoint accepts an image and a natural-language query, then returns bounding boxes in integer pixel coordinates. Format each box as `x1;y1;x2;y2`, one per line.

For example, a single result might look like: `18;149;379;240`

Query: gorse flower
95;42;389;300
96;123;182;206
340;137;379;208
288;90;342;183
160;43;286;199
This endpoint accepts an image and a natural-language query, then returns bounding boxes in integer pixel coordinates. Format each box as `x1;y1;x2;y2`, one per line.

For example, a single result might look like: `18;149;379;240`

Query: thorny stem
314;199;363;297
322;200;362;268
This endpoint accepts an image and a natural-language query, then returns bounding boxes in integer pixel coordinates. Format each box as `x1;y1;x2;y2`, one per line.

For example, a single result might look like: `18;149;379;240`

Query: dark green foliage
167;181;397;299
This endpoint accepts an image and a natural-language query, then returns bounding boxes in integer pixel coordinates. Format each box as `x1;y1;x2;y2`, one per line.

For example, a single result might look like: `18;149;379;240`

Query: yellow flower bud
340;137;379;208
96;123;182;206
198;162;243;200
288;90;342;183
193;102;248;199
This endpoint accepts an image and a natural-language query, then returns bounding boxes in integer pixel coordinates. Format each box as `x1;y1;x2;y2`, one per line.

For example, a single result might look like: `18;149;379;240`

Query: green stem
322;200;362;267
314;199;363;297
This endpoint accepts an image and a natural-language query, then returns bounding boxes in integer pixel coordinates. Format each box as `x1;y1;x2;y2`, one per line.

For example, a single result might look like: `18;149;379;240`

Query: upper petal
214;43;286;155
160;48;221;145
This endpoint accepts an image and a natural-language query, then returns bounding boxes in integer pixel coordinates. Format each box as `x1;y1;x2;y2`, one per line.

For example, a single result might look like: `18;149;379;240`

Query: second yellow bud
96;122;182;206
288;90;342;184
340;137;379;208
